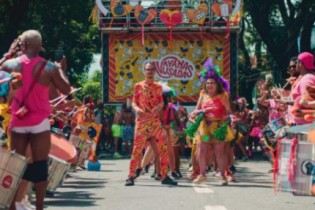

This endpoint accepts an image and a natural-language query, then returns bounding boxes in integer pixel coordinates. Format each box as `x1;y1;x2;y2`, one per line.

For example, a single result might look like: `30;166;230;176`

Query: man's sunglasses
287;64;296;70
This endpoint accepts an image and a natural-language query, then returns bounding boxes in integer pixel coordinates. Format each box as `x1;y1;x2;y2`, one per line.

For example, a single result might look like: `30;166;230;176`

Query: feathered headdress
159;81;177;97
197;58;230;93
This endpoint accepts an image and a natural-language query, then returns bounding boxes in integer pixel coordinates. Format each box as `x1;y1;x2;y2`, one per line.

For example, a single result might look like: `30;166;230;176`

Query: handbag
14;60;47;119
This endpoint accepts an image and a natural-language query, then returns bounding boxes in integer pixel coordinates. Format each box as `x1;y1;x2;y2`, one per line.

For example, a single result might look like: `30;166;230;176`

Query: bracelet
3;52;12;59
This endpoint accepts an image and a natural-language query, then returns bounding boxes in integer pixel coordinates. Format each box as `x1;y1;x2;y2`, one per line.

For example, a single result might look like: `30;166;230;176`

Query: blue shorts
122;126;134;142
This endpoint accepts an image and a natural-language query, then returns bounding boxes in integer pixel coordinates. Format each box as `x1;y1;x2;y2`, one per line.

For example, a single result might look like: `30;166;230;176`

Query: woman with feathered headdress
186;57;234;185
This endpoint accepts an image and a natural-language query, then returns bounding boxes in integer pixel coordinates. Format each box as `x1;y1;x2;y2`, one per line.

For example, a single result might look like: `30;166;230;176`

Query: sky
88;53;101;77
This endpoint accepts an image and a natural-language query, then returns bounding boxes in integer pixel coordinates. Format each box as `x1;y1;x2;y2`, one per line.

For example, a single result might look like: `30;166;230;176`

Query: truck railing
98;0;239;33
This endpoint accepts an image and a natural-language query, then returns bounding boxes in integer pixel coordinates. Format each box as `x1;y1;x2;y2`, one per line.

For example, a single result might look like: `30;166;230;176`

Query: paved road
45;158;315;210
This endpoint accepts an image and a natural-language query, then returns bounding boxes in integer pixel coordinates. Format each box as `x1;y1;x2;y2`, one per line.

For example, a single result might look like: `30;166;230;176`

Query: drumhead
50;133;77;163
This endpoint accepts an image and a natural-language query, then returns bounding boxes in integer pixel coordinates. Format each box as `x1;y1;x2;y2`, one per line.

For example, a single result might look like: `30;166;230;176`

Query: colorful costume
195;91;233;143
128;81;169;179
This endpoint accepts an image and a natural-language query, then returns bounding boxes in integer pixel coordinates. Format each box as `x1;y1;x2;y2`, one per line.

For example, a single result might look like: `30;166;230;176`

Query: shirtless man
111;105;124;158
121;103;135;155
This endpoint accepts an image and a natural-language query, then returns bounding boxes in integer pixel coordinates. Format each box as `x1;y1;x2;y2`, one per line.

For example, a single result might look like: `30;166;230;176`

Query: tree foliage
0;0;100;86
244;0;315;81
238;0;315;105
75;70;102;102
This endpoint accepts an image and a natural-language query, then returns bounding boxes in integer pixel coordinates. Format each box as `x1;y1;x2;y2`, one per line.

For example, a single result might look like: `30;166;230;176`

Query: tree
245;0;315;82
0;0;100;86
76;70;102;102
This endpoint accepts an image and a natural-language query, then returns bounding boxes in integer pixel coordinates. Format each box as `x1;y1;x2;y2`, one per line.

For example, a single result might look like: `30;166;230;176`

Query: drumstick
282;81;290;90
53;100;76;110
0;76;15;85
50;88;81;106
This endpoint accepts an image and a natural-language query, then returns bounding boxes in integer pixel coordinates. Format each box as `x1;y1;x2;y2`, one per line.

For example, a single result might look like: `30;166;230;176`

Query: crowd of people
1;28;315;209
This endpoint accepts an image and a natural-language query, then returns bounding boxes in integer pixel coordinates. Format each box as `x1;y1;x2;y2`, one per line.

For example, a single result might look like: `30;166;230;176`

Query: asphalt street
45;157;315;210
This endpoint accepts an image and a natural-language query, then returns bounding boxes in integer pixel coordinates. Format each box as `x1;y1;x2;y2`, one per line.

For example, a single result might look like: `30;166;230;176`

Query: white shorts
11;118;51;134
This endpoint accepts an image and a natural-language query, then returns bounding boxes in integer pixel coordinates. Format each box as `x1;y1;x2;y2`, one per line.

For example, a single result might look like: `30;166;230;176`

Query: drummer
288;52;315;125
0;30;71;210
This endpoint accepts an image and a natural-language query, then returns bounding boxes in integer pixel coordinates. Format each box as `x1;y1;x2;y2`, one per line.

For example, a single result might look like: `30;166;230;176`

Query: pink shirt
289;74;315;124
10;55;51;127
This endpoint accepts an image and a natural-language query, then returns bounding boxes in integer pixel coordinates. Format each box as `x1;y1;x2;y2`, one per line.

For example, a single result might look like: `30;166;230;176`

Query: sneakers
229;165;237;174
193;175;207;184
144;164;150;173
21;198;36;210
176;171;182;178
171;172;181;179
161;176;178;186
15;202;33;210
154;174;162;181
125;178;134;186
241;156;248;161
135;168;142;178
188;171;198;180
220;177;228;186
113;152;122;159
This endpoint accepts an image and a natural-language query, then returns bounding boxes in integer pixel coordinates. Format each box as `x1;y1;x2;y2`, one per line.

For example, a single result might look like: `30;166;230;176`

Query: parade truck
97;0;241;104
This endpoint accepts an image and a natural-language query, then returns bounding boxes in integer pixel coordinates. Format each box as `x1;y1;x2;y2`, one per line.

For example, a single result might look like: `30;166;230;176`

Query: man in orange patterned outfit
125;62;177;186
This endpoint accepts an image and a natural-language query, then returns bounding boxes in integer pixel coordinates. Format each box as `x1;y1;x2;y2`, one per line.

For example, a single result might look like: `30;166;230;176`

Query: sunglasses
287;64;296;70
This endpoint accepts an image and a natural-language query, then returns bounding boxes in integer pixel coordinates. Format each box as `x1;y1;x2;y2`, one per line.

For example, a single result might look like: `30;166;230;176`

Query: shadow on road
45;190;103;207
45;174;106;207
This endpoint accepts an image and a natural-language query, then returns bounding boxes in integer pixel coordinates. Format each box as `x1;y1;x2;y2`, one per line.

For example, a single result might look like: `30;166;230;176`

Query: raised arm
49;61;71;95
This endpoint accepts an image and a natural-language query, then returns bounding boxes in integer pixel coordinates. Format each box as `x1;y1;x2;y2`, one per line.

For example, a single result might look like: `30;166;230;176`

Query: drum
77;140;93;167
0;127;6;147
50;133;77;163
285;124;310;141
47;155;70;193
0;149;28;209
69;134;92;167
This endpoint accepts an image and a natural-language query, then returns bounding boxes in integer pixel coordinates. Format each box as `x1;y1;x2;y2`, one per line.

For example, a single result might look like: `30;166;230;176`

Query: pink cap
298;52;315;70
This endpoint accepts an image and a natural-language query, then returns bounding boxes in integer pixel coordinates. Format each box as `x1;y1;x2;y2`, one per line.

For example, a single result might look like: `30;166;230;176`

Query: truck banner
108;33;230;103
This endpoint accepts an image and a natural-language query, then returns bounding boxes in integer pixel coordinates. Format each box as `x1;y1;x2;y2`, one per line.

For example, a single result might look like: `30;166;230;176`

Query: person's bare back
122;111;135;126
113;111;122;125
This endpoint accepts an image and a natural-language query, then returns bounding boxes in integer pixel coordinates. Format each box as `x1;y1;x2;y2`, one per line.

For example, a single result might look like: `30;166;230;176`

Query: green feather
185;114;204;138
213;121;228;141
214;66;222;76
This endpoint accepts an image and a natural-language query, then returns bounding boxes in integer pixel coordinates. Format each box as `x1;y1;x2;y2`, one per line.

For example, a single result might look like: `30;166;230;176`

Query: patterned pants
128;117;169;179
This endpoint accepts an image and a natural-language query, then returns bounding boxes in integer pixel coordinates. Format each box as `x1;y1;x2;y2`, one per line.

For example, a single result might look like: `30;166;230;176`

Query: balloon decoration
159;9;183;48
110;0;132;27
111;0;132;17
186;3;208;25
211;0;242;18
134;5;157;45
211;1;221;17
186;3;208;37
210;0;242;38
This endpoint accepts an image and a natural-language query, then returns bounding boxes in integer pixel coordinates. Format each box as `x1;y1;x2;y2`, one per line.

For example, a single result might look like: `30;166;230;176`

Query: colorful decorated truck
97;0;241;104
